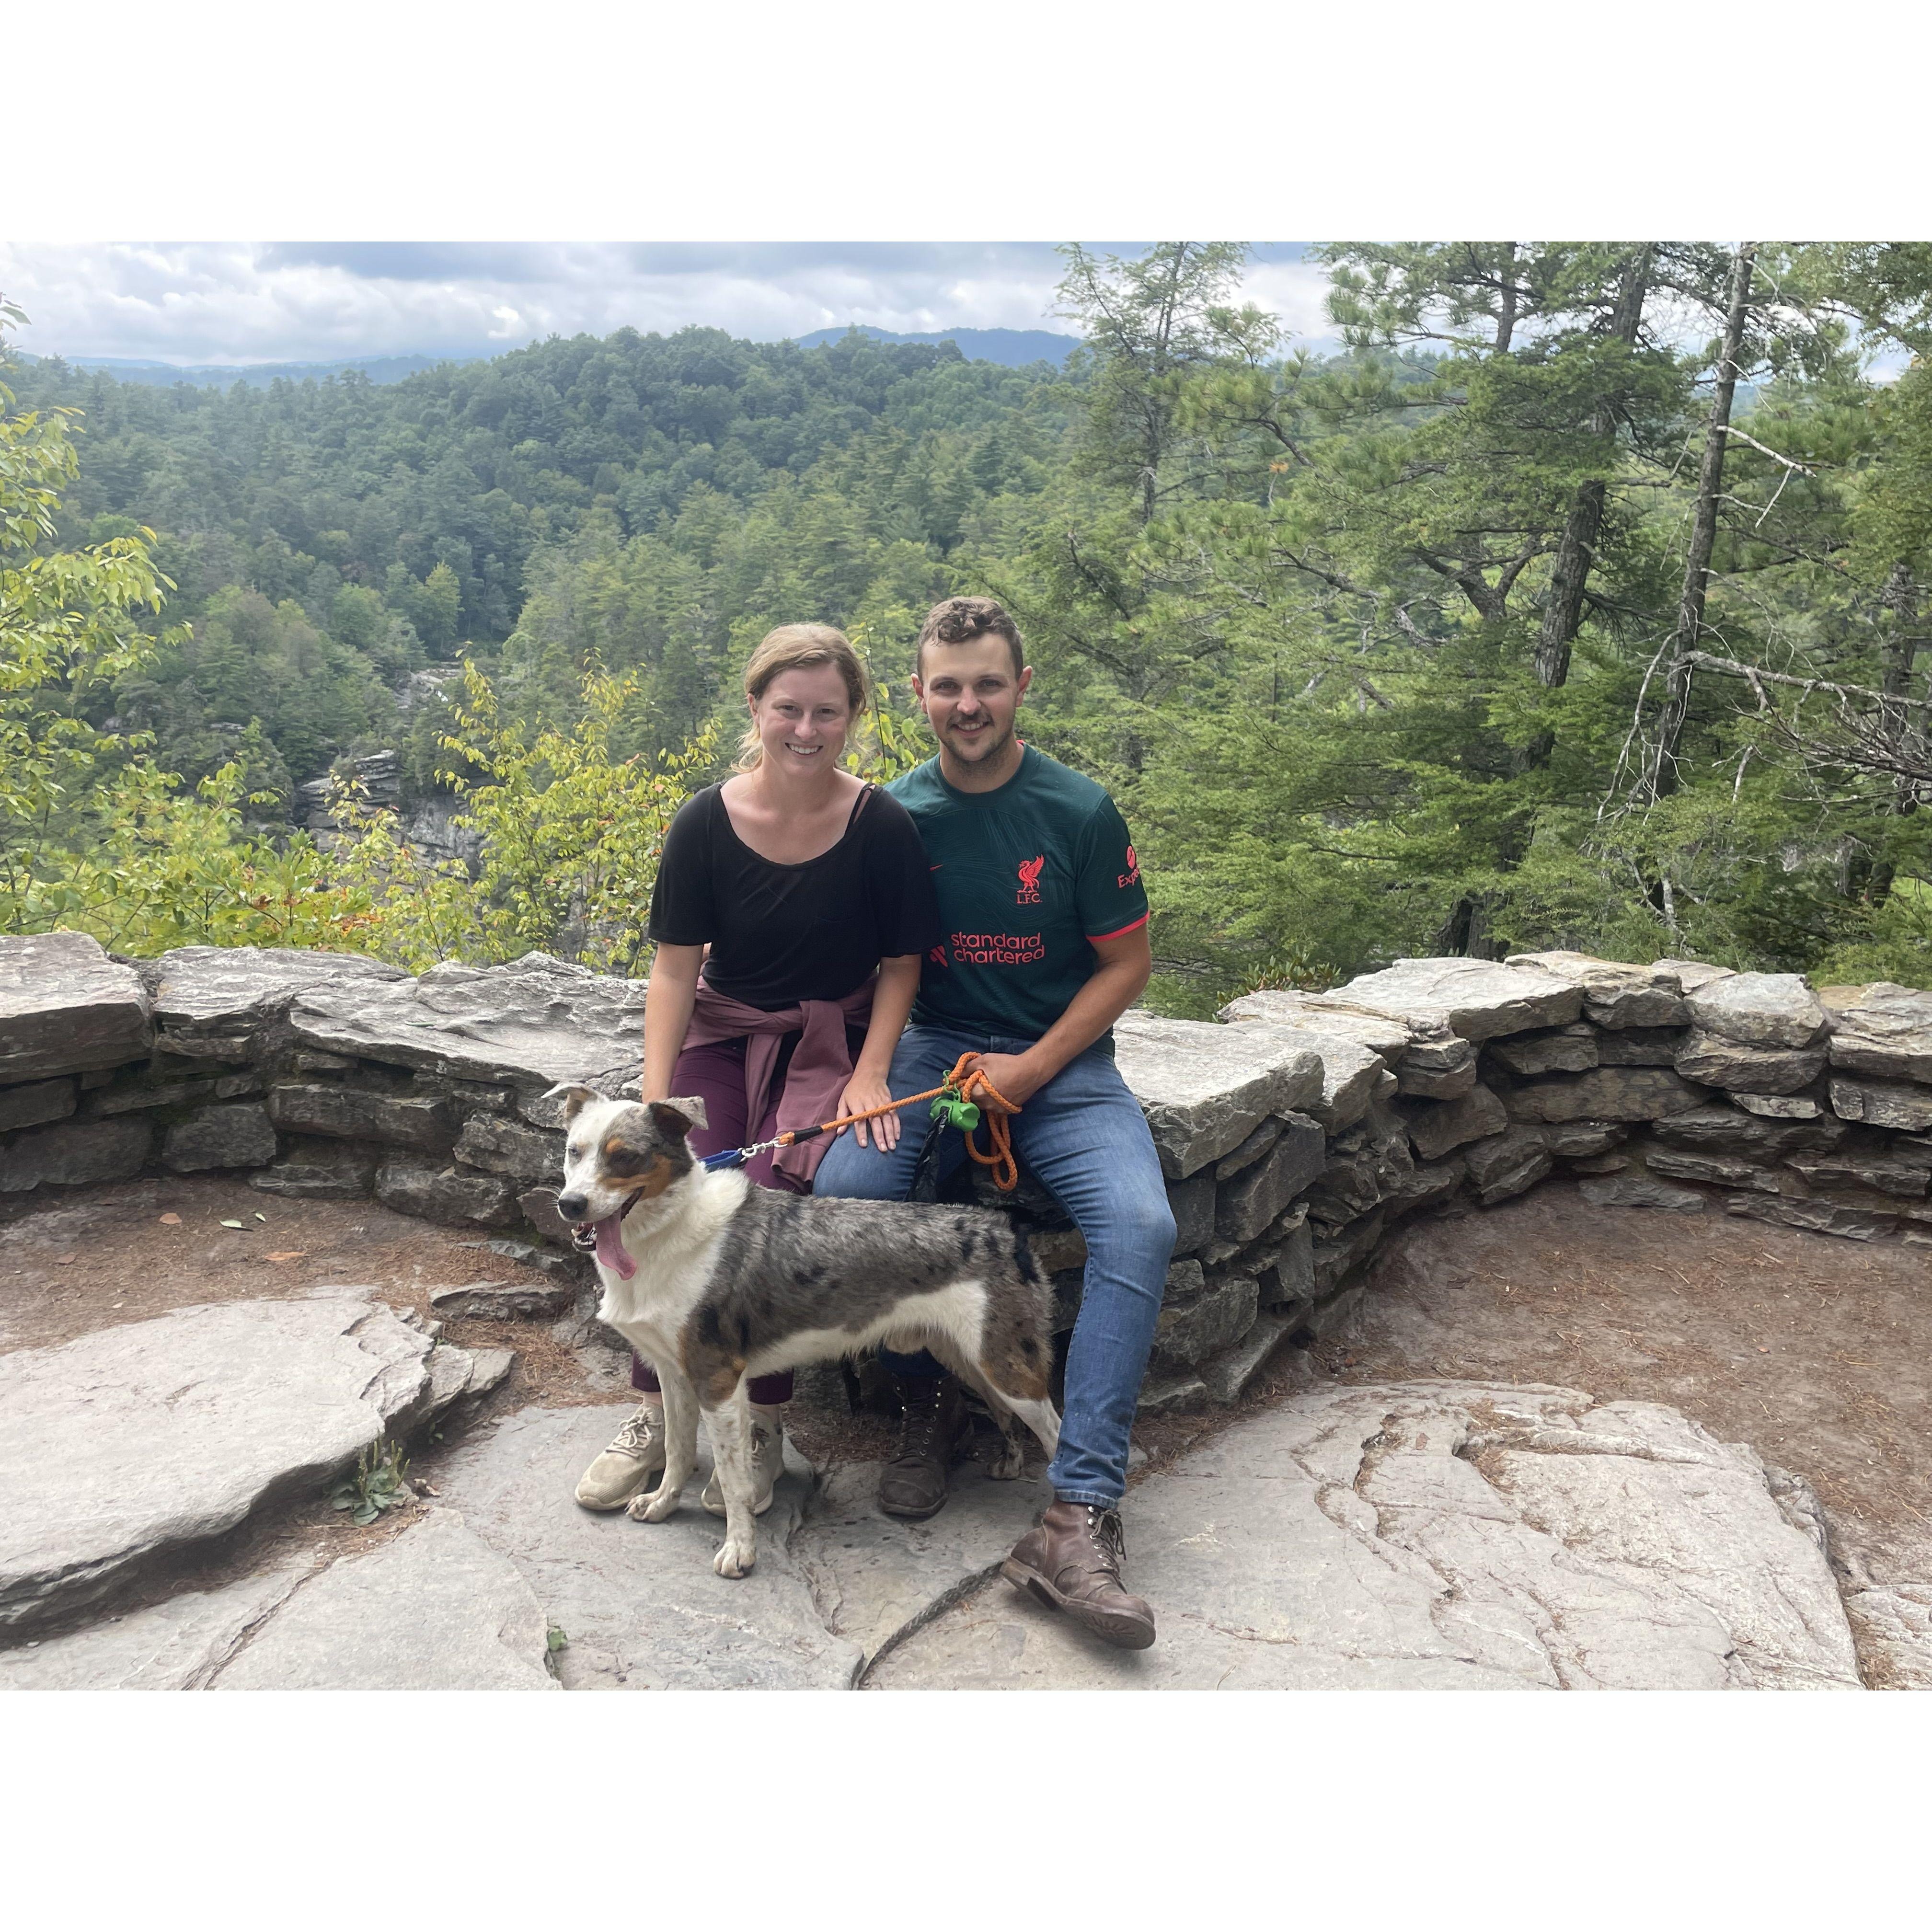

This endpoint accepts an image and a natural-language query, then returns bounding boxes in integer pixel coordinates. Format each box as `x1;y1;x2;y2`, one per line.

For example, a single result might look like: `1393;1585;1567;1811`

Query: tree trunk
1880;559;1921;712
1865;560;1925;900
1533;480;1606;693
1532;245;1655;693
1435;891;1490;958
1494;243;1518;353
1648;243;1756;802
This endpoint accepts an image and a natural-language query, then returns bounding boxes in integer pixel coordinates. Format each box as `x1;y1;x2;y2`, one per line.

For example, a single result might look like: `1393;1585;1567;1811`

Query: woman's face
751;663;854;773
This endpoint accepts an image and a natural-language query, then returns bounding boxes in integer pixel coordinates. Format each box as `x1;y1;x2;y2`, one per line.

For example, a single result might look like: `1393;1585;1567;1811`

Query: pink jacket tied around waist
679;974;876;1184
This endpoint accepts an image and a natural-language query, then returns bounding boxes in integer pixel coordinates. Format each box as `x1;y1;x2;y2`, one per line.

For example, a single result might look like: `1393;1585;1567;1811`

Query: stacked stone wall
6;936;1930;1409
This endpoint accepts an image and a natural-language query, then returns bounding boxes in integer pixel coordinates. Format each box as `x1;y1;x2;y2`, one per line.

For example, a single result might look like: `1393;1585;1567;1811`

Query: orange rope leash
761;1051;1021;1191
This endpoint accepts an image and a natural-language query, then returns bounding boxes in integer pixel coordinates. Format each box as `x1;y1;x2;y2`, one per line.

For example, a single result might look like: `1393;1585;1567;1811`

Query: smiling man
813;595;1175;1650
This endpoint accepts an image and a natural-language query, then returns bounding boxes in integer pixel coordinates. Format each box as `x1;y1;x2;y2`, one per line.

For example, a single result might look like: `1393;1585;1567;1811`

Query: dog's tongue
591;1215;635;1279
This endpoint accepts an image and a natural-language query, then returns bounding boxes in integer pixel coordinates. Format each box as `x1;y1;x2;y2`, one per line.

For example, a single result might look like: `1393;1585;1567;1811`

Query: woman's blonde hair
735;623;872;772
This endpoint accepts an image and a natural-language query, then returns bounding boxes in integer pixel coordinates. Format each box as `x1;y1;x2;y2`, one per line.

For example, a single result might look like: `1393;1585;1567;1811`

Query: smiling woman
733;622;871;777
571;621;944;1517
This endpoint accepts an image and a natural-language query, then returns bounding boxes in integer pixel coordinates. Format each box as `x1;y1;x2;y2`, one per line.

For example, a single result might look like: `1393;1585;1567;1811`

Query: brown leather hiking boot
1001;1501;1157;1650
878;1375;972;1519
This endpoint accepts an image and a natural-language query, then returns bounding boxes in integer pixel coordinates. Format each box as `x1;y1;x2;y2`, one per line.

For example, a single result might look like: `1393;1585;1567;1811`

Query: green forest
7;242;1932;1009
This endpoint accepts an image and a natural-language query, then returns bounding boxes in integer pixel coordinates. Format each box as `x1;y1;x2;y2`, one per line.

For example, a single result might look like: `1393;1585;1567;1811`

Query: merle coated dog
551;1088;1060;1578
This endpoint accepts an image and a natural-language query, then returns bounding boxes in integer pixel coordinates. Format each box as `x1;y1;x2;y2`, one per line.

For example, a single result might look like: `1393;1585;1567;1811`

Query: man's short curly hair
915;596;1024;680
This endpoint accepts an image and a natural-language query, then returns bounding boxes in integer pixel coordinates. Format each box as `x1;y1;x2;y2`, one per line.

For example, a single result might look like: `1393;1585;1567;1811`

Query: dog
550;1086;1061;1578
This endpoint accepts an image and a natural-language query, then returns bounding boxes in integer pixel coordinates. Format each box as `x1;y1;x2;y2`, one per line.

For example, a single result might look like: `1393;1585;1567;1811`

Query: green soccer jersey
889;744;1150;1046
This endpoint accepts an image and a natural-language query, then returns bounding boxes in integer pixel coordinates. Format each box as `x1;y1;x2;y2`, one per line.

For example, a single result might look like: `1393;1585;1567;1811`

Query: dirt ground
1321;1181;1931;1686
0;1175;558;1349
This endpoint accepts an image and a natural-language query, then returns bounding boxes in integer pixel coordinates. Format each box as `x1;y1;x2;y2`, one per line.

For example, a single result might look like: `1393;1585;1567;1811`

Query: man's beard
943;715;1013;763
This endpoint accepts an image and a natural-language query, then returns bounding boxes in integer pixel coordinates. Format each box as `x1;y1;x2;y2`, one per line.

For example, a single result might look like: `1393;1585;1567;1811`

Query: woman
575;623;942;1516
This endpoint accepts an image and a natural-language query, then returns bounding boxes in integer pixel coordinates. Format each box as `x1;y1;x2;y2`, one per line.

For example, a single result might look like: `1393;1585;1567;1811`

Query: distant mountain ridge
789;326;1079;366
17;327;1080;389
21;352;459;389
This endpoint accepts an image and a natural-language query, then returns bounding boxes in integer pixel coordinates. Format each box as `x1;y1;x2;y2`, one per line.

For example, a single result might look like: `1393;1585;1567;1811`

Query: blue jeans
812;1023;1176;1508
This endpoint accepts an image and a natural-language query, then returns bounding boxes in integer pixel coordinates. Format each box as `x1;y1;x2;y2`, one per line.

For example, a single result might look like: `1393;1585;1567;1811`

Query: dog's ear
649;1095;708;1137
544;1082;600;1123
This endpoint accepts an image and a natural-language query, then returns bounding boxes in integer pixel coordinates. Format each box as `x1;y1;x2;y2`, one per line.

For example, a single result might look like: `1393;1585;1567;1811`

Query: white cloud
0;241;1332;368
1246;257;1337;348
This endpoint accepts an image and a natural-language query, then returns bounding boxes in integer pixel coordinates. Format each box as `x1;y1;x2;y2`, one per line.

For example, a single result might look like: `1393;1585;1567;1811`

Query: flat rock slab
1254;1030;1386;1131
1113;1012;1322;1178
1325;958;1582;1042
1826;982;1932;1085
0;1077;78;1133
1686;971;1827;1050
1674;1031;1826;1095
150;946;407;1056
1579;1173;1706;1212
431;1406;863;1690
1655;957;1736;994
1;1116;154;1192
0;1299;483;1631
0;932;152;1083
212;1512;556;1691
1219;990;1411;1064
288;953;647;1091
793;1460;1052;1665
1405;1081;1507;1161
1829;1075;1932;1132
1505;1066;1710;1123
1504;952;1690;1029
0;1560;316;1691
870;1382;1860;1691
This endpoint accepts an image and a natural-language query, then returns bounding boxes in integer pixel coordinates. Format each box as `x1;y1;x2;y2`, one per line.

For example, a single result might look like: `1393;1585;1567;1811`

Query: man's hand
836;1072;903;1150
961;1051;1045;1112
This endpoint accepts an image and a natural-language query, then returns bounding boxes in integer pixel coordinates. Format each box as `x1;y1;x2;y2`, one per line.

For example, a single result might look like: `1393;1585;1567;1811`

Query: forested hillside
7;243;1932;1006
7;326;1069;789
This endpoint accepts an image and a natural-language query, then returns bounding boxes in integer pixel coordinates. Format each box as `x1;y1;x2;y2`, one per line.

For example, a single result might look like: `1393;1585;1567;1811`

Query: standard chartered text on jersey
947;931;1047;965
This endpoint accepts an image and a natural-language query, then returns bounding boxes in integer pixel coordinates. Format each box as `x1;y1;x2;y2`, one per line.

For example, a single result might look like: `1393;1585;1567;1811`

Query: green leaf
219;1219;245;1229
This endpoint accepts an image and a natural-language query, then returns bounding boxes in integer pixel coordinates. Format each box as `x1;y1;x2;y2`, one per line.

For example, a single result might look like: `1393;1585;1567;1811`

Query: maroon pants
629;1027;862;1407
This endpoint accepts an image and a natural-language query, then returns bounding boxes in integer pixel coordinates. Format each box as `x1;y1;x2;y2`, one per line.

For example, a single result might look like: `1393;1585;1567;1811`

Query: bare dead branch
1682;650;1932;713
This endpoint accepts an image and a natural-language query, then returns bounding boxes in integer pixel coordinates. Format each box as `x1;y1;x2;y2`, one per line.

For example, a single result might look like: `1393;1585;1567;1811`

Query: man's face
912;633;1032;767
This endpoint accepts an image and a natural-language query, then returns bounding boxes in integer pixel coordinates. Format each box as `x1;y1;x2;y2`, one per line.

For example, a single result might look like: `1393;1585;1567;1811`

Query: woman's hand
836;1072;902;1151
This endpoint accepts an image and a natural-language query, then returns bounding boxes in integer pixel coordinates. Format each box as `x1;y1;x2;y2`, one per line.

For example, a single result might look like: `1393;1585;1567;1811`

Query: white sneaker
702;1405;786;1517
575;1401;668;1511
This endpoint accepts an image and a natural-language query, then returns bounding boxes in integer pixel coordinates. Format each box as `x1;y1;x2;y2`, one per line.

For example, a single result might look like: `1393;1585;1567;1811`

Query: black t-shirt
647;782;943;1010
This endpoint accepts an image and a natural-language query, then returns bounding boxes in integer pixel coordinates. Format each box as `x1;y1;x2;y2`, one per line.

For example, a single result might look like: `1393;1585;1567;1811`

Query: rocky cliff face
5;937;1931;1408
294;752;484;873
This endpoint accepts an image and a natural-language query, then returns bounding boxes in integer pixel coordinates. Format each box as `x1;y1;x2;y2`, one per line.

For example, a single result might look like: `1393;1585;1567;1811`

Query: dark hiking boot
878;1374;972;1519
1001;1501;1157;1650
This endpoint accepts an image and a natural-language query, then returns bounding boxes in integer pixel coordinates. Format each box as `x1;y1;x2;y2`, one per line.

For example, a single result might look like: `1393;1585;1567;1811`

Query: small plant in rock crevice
329;1437;413;1526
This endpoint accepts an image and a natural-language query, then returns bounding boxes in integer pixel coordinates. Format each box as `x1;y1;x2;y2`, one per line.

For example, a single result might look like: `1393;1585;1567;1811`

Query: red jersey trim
1085;912;1150;943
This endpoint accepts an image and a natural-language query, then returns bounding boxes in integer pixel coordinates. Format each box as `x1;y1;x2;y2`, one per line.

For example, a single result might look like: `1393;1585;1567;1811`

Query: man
813;595;1175;1651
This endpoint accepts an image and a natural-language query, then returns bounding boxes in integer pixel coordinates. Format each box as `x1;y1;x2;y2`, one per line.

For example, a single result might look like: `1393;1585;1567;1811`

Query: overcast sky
0;242;1334;367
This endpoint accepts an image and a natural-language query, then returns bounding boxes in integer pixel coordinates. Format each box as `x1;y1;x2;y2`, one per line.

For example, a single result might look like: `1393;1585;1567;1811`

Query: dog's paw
988;1441;1026;1480
712;1534;757;1578
628;1486;682;1523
